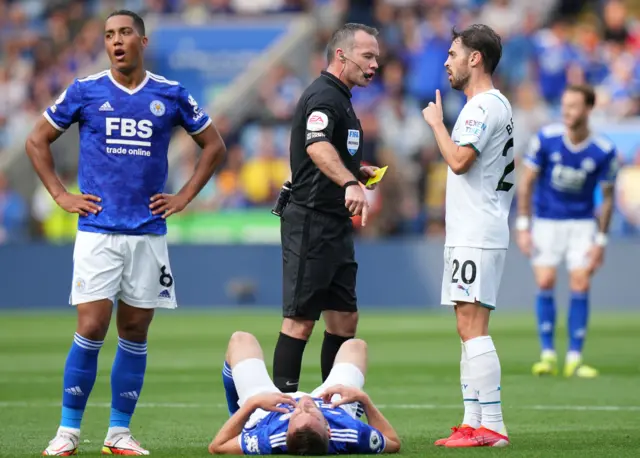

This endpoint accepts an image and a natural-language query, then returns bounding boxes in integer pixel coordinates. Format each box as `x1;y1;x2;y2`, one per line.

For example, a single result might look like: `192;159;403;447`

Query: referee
272;23;381;393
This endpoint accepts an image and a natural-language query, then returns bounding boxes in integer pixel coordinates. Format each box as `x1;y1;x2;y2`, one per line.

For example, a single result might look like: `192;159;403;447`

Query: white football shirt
446;89;515;249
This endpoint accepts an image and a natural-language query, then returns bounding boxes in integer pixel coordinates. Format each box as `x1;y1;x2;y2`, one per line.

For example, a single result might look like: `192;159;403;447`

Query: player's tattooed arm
588;183;614;273
25;117;102;216
151;123;226;218
598;183;614;236
208;392;295;455
515;166;539;256
516;166;538;221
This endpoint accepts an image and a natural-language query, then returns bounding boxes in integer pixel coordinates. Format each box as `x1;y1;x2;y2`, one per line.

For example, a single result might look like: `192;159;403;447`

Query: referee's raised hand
345;184;369;227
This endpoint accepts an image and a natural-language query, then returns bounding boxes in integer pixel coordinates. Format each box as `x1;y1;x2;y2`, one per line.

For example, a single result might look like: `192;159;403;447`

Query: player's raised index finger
435;89;442;106
361;204;368;227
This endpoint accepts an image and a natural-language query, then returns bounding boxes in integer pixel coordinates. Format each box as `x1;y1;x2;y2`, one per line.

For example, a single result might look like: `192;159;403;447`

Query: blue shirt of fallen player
523;124;619;220
43;69;212;235
240;398;385;455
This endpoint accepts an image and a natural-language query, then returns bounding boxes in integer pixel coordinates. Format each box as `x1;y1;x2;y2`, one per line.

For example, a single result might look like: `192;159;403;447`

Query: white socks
460;342;481;428
565;351;581;365
464;336;506;435
58;426;80;437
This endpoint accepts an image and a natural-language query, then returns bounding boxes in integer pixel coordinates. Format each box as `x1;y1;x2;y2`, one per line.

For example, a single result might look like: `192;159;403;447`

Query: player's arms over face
598;183;614;234
517;164;539;218
176;123;227;205
429;122;477;175
208;402;254;455
307;141;359;187
25;117;67;199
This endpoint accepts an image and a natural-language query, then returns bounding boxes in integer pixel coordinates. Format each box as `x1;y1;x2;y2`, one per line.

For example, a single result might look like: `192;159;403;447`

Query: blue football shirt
44;69;212;235
239;398;386;455
524;124;619;220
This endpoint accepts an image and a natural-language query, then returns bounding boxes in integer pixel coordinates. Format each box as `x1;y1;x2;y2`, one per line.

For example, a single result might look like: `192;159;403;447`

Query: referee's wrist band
515;216;530;231
343;180;359;190
595;232;608;247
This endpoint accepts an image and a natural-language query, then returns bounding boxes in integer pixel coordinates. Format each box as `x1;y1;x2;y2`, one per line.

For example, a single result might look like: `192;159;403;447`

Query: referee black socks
321;331;353;382
273;332;307;392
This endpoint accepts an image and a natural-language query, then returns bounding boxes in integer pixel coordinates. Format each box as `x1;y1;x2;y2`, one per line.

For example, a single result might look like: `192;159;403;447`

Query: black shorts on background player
281;202;357;320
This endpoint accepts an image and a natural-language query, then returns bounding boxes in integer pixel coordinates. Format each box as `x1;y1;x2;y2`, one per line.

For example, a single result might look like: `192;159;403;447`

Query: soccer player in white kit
422;25;514;448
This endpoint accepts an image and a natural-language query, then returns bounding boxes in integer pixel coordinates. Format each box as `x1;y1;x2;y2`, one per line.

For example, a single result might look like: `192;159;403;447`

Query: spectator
3;0;640;241
532;16;583;105
239;127;289;206
215;144;249;209
257;64;305;123
512;81;549;160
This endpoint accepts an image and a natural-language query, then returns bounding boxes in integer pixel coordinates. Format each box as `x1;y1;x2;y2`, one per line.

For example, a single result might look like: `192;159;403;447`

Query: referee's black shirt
288;71;363;219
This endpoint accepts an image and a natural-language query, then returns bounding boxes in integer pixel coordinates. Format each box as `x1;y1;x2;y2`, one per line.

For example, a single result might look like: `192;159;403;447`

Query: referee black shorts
280;202;358;321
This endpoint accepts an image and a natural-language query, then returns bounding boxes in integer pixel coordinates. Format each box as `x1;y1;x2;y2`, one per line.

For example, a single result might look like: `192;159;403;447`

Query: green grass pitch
1;310;639;457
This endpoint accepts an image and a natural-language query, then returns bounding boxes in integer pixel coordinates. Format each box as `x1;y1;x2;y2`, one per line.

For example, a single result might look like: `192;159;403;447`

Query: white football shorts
233;358;365;428
70;230;177;309
441;246;506;309
531;218;597;271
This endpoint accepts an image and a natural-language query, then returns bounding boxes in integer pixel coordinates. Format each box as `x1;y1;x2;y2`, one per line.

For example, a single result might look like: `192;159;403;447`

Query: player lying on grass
208;332;401;455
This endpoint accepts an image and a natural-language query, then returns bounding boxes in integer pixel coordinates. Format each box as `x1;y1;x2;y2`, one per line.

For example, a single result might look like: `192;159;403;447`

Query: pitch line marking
0;402;638;412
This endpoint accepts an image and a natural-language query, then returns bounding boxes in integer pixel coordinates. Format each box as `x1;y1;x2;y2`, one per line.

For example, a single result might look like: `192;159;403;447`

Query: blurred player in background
25;10;226;456
422;24;513;447
516;84;618;378
209;331;401;455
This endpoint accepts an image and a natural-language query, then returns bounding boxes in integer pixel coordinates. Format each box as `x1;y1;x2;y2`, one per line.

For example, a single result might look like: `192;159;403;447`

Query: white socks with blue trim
460;342;482;428
464;336;506;435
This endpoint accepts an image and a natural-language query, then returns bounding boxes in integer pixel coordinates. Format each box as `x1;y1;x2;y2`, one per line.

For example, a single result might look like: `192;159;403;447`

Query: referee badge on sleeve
347;129;360;156
307;111;329;131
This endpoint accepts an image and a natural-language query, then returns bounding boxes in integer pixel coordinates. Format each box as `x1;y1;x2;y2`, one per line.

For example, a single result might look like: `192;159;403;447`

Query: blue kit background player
515;84;618;379
208;332;401;456
25;10;226;457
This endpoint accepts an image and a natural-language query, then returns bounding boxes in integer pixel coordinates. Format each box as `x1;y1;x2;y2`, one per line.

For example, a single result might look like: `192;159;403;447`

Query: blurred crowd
1;0;640;243
170;0;640;239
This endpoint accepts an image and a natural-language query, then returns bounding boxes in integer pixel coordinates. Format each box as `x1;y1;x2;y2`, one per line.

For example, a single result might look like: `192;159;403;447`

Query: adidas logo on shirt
99;101;114;111
64;386;84;396
158;289;171;299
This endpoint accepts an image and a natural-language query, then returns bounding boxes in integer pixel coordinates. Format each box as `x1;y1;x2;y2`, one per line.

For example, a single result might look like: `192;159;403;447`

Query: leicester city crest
347;129;360;156
150;100;166;117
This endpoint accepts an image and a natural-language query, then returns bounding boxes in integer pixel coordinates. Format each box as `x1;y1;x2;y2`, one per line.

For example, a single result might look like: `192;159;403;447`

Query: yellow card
365;166;388;187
